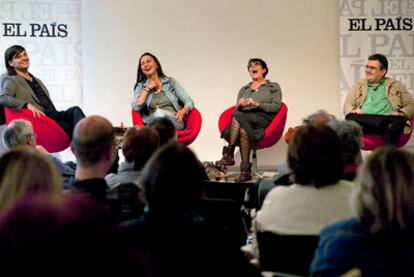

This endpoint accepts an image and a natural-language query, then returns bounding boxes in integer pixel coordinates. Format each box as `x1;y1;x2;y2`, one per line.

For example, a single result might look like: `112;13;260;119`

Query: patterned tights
229;117;251;163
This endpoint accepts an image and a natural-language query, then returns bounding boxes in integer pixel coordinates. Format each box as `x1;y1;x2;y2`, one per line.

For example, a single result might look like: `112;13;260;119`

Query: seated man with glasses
344;53;414;145
2;119;75;178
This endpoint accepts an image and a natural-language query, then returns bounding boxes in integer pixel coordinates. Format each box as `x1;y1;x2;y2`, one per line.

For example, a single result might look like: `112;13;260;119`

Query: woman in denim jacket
131;52;194;130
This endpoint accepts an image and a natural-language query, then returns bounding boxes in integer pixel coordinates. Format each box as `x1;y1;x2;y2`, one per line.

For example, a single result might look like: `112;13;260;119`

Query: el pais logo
341;0;414;31
2;22;68;37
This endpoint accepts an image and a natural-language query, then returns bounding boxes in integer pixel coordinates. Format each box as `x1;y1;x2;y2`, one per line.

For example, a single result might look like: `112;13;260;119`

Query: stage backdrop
340;0;414;109
0;0;82;111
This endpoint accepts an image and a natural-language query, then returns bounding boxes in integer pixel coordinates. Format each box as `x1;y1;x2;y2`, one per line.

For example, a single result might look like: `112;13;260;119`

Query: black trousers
49;106;85;138
345;113;407;146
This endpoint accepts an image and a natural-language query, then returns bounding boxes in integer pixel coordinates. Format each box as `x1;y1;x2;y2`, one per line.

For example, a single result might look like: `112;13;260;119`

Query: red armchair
361;117;414;150
218;103;288;173
4;107;70;153
131;107;202;146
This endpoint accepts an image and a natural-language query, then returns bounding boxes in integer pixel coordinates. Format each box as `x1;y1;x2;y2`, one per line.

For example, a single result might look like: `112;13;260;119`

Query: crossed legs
216;116;252;182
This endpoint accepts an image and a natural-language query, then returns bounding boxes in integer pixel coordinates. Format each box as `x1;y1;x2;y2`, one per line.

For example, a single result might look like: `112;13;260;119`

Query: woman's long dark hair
133;52;166;90
140;142;206;213
4;45;26;75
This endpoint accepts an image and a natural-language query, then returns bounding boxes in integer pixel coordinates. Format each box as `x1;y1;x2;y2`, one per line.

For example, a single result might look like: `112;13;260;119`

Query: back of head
0;192;137;274
141;142;205;212
303;109;336;126
2;119;33;149
288;124;344;187
72;115;114;167
355;146;414;234
331;120;363;165
122;126;160;170
0;146;62;212
4;45;25;75
147;117;177;146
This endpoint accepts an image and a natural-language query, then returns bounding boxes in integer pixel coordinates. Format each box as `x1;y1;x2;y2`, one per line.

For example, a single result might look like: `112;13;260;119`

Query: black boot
235;162;252;182
216;145;235;166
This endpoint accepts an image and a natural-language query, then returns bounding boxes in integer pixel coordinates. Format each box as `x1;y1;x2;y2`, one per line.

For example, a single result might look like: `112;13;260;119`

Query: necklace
152;91;163;108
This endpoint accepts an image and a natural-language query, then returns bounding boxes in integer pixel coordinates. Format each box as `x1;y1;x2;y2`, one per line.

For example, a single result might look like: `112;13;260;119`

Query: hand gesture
349;108;363;114
147;79;161;91
245;98;259;107
238;98;248;107
390;111;405;116
176;108;187;123
27;103;45;118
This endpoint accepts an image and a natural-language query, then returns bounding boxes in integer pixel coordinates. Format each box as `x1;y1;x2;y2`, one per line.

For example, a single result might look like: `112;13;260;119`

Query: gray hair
302;110;336;125
2;119;33;149
330;120;363;165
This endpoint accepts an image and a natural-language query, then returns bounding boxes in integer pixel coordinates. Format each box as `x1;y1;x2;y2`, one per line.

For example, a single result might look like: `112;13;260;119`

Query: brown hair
134;52;166;90
122;127;160;170
288;124;344;188
140;142;206;212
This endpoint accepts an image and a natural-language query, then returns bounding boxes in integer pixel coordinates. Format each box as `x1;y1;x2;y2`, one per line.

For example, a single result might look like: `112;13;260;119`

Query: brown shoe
235;162;252;182
215;145;235;166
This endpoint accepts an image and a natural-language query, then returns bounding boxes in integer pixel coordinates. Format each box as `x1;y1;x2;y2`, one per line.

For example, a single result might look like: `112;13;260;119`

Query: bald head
72;116;114;167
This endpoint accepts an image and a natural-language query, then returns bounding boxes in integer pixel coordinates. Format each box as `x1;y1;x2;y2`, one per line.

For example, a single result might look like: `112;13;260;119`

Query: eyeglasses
365;65;381;71
248;61;261;68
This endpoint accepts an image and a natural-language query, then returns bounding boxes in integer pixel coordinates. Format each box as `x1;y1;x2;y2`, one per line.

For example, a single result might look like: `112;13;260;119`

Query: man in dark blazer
0;44;85;137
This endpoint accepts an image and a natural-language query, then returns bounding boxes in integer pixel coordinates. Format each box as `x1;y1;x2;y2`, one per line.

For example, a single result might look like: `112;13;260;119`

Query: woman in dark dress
216;58;282;182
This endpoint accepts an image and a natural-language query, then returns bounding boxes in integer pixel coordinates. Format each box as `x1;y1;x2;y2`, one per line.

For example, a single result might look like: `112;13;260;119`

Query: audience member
251;125;355;272
106;126;160;189
147;116;177;146
254;124;353;237
121;142;258;276
258;110;339;206
0;192;141;275
329;120;363;181
311;146;414;276
2;119;74;177
0;146;62;212
70;115;116;202
284;109;336;144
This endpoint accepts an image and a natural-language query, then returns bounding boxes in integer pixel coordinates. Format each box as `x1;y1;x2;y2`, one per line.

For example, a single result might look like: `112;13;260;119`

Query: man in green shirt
344;54;414;145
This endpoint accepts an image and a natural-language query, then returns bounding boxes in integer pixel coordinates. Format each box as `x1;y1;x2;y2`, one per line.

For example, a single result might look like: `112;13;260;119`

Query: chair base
251;149;279;179
252;149;258;175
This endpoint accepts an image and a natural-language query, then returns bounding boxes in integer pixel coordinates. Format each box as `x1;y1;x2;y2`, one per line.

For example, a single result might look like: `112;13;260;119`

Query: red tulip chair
131;107;202;146
4;107;70;153
218;103;288;174
361;116;414;150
